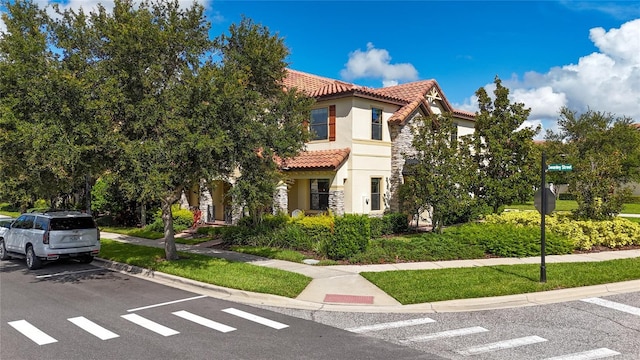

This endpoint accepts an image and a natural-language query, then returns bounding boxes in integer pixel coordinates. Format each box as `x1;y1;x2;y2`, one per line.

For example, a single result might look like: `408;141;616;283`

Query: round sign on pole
534;188;556;215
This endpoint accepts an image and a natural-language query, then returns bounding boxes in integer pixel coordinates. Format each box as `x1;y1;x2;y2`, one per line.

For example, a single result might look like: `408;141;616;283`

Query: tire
0;239;10;260
79;255;94;264
26;246;42;270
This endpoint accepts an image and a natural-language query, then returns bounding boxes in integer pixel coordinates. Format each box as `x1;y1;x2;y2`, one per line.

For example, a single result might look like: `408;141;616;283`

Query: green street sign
548;164;572;171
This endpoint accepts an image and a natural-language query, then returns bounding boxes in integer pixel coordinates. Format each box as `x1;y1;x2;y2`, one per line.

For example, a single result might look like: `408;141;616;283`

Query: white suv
0;211;100;270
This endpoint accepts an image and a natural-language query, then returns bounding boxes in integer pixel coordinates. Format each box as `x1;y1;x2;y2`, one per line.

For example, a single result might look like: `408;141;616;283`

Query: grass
100;227;164;239
505;200;640;214
361;257;640;304
98;239;311;298
623;217;640;224
230;246;306;263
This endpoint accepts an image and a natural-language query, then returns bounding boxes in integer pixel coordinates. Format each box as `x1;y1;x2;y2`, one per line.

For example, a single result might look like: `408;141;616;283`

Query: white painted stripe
403;326;488;343
8;320;58;345
172;311;236;333
456;335;547;356
345;317;436;333
121;314;179;336
543;348;621;360
581;297;640;317
68;317;119;340
222;308;289;330
127;295;207;312
36;268;103;279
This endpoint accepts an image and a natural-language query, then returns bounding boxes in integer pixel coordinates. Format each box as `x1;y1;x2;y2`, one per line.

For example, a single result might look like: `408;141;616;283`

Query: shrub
144;205;194;233
484;211;640;250
386;212;409;234
324;214;370;260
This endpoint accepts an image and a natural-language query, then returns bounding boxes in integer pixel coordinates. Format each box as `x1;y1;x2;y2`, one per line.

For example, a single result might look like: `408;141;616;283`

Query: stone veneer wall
389;113;420;213
273;184;288;215
329;190;345;216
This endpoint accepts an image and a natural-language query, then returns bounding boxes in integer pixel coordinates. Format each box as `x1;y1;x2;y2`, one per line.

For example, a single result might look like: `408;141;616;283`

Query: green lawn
99;239;311;298
506;200;640;214
361;257;640;304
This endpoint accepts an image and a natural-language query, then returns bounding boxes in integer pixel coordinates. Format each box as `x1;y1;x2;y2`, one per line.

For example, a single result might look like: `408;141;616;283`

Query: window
310;108;328;140
451;122;459;145
14;215;35;229
372;108;383;140
34;216;49;231
371;178;381;211
310;179;330;210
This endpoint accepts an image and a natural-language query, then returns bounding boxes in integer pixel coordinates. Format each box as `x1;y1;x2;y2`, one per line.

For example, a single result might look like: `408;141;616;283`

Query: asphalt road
259;293;640;359
0;259;445;360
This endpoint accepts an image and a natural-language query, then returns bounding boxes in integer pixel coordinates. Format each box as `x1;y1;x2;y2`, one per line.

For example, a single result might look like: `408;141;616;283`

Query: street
260;293;640;359
0;259;443;360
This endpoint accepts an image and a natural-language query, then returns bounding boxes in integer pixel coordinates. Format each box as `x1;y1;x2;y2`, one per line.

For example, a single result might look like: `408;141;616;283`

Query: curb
94;258;640;313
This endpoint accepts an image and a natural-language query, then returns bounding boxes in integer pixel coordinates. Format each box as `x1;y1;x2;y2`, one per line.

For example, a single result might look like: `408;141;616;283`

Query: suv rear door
47;217;98;249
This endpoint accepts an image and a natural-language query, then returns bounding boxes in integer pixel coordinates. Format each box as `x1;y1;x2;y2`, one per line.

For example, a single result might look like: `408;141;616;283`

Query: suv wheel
79;255;94;264
26;246;42;270
0;239;10;260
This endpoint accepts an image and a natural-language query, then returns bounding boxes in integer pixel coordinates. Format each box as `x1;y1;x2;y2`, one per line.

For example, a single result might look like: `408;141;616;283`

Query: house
185;69;476;222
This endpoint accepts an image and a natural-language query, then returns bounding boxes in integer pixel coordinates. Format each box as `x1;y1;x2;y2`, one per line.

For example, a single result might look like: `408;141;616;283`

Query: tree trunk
161;197;179;260
140;202;147;227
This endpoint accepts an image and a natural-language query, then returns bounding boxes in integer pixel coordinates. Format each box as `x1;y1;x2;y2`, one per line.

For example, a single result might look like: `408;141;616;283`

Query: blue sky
2;1;640;137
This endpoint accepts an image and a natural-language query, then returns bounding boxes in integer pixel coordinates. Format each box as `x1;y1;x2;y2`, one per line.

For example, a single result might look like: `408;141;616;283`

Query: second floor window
310;108;328;140
372;108;383;140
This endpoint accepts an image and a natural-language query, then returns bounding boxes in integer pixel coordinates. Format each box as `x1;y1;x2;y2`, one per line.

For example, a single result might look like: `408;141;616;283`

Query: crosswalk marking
8;320;58;345
121;314;179;336
402;326;489;343
127;295;207;312
542;348;621;360
345;317;436;333
222;308;289;330
581;298;640;317
172;311;236;333
68;316;119;340
456;335;547;356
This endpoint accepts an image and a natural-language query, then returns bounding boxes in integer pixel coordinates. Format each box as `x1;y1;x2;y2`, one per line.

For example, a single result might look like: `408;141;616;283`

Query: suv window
14;215;35;229
50;217;96;230
34;216;50;230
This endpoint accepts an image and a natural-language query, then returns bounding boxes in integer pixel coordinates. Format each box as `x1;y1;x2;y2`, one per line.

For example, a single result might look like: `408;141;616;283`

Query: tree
545;107;640;220
214;18;313;225
400;114;475;233
0;0;113;210
465;76;539;213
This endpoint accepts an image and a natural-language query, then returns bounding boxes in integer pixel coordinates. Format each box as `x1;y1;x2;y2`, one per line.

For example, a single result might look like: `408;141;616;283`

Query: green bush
387;212;409;234
485;211;640;250
324;214;370;260
559;193;577;200
144;205;194;233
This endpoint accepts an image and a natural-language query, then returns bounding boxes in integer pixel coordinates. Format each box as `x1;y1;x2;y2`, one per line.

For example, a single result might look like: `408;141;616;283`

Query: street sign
534;188;556;215
548;164;572;171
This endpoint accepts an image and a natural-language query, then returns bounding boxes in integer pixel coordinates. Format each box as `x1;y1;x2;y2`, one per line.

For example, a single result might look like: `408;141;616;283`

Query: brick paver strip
324;294;374;304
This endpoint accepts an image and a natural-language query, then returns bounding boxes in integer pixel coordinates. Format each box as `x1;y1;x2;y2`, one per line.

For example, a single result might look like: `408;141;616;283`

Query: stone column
329;190;345;216
273;183;289;215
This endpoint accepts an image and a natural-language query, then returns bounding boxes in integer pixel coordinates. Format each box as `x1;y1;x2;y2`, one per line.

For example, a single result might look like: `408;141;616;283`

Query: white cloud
340;42;419;87
459;18;640;139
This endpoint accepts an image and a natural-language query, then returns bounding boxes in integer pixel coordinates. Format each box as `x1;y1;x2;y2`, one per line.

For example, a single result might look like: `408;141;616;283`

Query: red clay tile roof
284;69;475;123
280;148;350;171
633;123;640;130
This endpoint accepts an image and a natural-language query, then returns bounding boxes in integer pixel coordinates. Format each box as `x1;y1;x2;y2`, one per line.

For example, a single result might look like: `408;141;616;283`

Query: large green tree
215;18;313;225
0;0;111;210
465;76;539;213
400;114;475;232
545;107;640;220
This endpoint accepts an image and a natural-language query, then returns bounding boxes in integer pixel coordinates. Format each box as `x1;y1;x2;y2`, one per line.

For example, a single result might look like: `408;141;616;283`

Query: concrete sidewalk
98;231;640;313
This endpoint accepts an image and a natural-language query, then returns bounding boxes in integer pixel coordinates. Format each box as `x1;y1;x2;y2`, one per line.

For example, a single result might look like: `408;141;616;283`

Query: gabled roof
279;148;350;171
283;69;475;124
